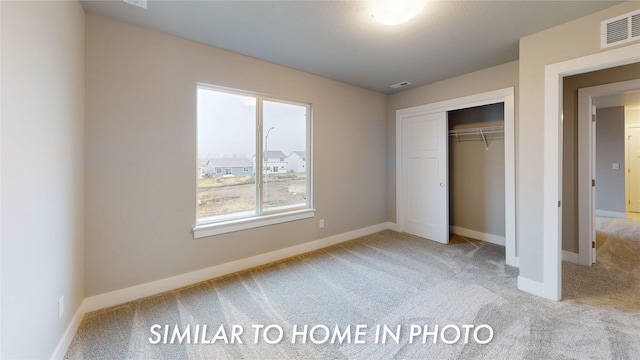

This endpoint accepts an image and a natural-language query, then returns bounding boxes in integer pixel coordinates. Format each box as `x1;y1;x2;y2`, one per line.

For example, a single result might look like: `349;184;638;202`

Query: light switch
612;163;620;170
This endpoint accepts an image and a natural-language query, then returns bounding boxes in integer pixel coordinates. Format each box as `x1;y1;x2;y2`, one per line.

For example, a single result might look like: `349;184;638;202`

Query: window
195;84;313;237
216;168;222;174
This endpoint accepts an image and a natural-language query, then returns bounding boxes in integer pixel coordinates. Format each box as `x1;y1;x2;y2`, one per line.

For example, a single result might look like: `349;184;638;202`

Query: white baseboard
595;209;626;218
512;256;520;268
386;222;399;232
450;226;505;246
84;222;392;312
517;276;545;298
50;300;86;360
562;250;580;264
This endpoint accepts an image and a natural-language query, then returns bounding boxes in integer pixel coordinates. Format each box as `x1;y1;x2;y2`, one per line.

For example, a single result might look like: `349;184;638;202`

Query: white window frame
194;84;314;239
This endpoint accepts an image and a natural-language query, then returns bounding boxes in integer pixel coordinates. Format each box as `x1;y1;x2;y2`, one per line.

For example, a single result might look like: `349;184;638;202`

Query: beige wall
518;1;640;282
449;105;505;237
627;108;640;124
84;15;388;296
386;60;519;222
1;1;85;358
595;107;626;214
561;64;640;252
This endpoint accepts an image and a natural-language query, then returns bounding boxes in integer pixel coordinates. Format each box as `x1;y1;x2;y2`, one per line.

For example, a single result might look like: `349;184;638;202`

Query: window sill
193;209;315;239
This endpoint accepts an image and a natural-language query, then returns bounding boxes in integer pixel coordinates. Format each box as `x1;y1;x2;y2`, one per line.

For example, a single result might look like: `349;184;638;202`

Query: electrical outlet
612;163;620;170
319;219;325;228
58;296;64;319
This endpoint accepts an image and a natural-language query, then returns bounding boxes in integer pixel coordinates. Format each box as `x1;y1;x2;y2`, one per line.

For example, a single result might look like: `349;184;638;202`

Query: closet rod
448;125;504;137
448;125;504;150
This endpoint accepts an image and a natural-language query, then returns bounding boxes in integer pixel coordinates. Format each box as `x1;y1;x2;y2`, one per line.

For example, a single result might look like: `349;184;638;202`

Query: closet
396;87;516;265
447;103;506;245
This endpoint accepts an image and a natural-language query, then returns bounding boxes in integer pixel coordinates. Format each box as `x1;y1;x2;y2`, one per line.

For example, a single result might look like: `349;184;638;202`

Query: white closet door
402;112;448;244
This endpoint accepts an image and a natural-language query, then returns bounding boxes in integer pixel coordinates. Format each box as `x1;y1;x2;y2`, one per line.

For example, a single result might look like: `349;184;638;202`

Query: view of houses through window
197;85;311;224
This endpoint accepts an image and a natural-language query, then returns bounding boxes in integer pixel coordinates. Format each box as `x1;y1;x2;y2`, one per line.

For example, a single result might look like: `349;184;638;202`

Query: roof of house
288;151;306;158
205;158;253;167
264;151;287;159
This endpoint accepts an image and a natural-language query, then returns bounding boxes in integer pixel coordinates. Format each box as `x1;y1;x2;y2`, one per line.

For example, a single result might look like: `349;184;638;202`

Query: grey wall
1;1;85;358
448;104;505;237
596;107;626;213
562;63;640;252
84;14;388;296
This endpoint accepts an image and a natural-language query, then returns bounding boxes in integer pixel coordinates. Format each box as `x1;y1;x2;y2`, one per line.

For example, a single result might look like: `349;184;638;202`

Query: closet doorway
448;104;506;247
396;87;516;267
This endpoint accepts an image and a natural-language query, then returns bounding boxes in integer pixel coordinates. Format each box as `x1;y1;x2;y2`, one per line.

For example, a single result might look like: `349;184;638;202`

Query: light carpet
66;230;640;359
563;216;640;311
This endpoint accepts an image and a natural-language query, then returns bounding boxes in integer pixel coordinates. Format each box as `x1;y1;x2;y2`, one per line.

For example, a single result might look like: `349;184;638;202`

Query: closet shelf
448;125;504;150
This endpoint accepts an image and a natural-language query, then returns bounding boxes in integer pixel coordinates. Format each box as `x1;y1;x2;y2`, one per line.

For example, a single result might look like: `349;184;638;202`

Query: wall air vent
390;81;411;89
601;9;640;48
123;0;147;9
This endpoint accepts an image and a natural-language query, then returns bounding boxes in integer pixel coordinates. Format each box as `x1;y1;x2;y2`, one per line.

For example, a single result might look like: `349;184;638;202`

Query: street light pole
264;126;275;199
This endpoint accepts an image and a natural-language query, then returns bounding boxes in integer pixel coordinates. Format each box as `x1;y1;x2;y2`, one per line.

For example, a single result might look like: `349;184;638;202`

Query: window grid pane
197;87;257;221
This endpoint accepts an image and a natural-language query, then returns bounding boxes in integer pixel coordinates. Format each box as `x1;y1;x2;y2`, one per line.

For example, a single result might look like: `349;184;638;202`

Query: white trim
86;222;390;312
50;300;86;360
193;209;315;238
517;276;545;298
562;251;580;264
595;209;627;218
396;87;517;267
450;226;505;246
544;43;640;301
578;79;640;266
387;222;400;232
503;92;517;267
397;88;514;115
0;0;3;353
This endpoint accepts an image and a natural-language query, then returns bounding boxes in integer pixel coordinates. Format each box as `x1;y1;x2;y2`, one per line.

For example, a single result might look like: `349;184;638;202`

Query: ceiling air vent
390;81;411;89
601;9;640;48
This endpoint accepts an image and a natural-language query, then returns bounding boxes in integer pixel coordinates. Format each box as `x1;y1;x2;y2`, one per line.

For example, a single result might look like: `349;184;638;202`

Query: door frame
628;123;640;213
396;87;516;267
577;79;640;266
543;43;640;301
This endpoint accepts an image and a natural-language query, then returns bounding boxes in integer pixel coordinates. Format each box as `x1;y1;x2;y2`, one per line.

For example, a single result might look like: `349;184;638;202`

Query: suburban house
203;158;254;178
287;151;307;173
2;1;640;359
263;150;288;174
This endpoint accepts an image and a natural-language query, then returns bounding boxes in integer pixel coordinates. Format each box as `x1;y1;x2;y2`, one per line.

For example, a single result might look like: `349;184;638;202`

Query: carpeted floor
563;216;640;311
66;228;640;359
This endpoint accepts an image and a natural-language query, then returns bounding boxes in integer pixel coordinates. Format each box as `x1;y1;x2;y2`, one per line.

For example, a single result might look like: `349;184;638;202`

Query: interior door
402;111;448;244
591;105;596;264
630;126;640;213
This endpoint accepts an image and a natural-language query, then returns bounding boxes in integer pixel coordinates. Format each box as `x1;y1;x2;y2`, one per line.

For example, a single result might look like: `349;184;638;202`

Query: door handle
440;182;445;187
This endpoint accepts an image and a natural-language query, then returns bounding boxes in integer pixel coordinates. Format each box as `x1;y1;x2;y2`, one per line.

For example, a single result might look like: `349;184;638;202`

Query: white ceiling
80;0;624;94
